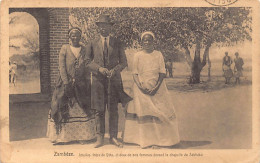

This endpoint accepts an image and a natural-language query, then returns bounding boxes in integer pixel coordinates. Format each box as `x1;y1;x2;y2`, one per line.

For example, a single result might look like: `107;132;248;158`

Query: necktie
103;37;108;67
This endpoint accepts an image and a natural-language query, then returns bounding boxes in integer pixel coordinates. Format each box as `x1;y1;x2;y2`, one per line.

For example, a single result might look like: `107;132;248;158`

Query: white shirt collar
70;45;81;58
100;35;110;47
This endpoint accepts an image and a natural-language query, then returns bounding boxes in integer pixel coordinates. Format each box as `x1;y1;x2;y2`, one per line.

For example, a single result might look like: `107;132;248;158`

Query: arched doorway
9;8;70;141
9;12;40;94
9;8;50;95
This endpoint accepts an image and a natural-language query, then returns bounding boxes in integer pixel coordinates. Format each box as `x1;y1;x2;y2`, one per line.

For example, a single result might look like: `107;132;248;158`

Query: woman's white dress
123;50;180;148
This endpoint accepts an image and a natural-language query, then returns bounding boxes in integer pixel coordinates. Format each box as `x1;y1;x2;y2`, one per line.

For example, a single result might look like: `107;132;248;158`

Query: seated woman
123;31;180;149
47;27;95;144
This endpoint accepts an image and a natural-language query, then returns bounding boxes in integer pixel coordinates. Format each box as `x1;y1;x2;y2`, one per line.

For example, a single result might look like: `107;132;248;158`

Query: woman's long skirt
223;65;233;78
123;81;180;148
47;101;96;143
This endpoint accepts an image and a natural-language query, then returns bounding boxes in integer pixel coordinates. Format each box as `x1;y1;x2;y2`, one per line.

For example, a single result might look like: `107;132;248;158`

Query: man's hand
99;67;109;76
107;69;115;78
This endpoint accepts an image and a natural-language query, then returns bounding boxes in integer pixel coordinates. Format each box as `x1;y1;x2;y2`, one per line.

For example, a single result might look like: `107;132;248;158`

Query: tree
9;13;39;54
172;8;251;83
70;7;252;83
9;15;19;25
9;13;40;69
22;29;39;54
9;14;21;49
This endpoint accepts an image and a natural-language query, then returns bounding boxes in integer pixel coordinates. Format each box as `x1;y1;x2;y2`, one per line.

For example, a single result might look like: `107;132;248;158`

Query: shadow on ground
123;140;212;149
171;140;212;149
166;76;252;92
9;102;50;141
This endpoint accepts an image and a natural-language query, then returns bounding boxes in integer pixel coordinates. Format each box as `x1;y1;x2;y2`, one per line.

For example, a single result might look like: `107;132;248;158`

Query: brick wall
38;9;50;94
48;8;70;91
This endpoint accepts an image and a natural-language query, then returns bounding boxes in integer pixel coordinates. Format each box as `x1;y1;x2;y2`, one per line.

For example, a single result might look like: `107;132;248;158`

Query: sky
9;12;39;56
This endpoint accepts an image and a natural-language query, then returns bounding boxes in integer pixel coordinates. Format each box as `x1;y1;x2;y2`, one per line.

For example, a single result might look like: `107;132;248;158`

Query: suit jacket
86;36;132;111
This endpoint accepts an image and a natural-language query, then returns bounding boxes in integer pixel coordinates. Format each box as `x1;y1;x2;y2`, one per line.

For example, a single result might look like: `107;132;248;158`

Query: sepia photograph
1;0;260;162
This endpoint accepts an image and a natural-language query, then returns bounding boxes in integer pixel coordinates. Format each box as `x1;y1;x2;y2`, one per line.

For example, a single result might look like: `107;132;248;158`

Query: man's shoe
94;135;104;148
109;137;123;148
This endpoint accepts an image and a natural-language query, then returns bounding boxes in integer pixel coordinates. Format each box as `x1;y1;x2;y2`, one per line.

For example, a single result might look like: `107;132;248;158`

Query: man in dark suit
86;15;132;148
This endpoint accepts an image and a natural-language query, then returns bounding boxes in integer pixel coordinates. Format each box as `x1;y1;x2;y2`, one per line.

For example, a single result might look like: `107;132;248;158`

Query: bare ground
10;77;252;149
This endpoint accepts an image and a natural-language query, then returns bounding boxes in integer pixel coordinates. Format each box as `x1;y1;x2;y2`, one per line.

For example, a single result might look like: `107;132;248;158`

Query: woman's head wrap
68;27;82;36
141;31;155;41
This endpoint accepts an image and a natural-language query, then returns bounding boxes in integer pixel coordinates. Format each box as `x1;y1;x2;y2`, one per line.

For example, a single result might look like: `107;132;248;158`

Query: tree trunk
190;62;202;84
182;43;211;84
183;46;192;67
190;40;202;84
189;43;211;84
207;51;211;81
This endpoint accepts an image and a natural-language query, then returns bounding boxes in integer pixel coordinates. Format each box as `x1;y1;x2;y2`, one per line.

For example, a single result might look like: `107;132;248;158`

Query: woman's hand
148;85;160;96
133;74;155;95
148;73;165;96
139;86;150;95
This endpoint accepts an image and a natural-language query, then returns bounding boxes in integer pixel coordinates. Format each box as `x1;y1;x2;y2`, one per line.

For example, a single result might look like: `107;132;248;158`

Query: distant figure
222;52;233;84
165;59;173;78
234;52;244;84
10;61;17;86
9;61;11;83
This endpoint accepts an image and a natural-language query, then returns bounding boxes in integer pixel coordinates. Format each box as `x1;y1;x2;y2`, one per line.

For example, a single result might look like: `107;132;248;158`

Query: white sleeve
132;53;139;74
